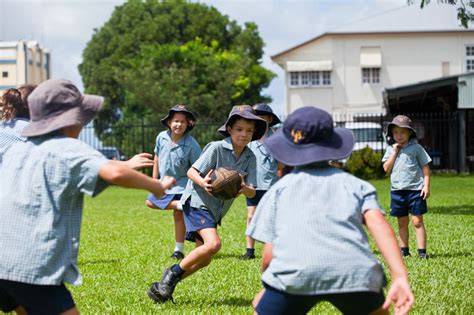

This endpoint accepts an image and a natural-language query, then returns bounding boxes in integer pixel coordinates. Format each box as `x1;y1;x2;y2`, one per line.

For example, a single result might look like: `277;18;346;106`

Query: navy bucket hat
253;103;281;127
263;106;354;166
386;115;417;140
160;104;197;132
218;105;267;141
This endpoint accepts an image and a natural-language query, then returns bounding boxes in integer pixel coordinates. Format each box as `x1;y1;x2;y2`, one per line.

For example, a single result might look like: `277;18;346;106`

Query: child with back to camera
145;105;201;260
248;107;414;315
147;105;267;304
382;115;432;259
240;103;283;260
0;79;175;315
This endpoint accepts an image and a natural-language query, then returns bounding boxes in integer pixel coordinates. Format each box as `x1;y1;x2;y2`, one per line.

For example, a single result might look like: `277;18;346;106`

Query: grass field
71;175;473;314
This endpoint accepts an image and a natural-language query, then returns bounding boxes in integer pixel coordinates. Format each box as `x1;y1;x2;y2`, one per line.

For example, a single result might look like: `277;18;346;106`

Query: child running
240;103;282;260
248;107;414;315
146;105;201;260
382;115;432;259
0;79;175;315
147;105;267;303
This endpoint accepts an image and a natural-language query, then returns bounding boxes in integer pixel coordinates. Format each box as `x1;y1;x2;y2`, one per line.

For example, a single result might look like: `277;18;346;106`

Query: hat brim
263;128;355;166
217;112;267;141
254;110;281;127
22;94;103;137
386;122;417;139
160;108;196;132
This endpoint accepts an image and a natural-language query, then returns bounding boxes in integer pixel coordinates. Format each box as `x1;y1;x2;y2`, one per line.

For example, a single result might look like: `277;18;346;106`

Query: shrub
345;147;385;180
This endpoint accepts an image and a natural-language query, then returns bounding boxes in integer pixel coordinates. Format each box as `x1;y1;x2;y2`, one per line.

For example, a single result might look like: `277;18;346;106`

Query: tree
408;0;474;28
79;0;275;141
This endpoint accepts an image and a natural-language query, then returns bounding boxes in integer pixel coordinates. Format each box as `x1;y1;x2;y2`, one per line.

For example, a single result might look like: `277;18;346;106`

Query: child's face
227;118;255;150
168;113;189;136
392;126;412;145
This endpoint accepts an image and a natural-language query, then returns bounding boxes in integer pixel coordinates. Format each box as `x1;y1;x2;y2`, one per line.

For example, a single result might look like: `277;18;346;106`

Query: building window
466;45;474;72
289;71;331;87
2;71;8;78
362;68;380;84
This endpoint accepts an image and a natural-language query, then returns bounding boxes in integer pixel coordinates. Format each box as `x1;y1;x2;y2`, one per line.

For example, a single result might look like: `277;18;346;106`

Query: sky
0;0;469;117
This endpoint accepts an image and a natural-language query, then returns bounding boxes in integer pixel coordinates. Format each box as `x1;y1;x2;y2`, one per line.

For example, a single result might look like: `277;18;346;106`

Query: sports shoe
418;252;429;259
170;251;185;260
239;253;255;260
147;267;181;303
400;248;411;257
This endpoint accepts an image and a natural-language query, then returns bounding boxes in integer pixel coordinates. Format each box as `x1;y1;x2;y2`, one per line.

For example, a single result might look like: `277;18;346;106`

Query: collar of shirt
164;130;188;146
222;137;253;164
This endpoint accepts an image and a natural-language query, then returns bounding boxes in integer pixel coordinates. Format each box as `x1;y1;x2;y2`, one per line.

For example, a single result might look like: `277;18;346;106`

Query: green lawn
72;175;474;314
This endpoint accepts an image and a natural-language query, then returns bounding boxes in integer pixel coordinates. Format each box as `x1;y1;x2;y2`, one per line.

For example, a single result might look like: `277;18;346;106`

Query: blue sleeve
359;181;384;214
417;145;432;167
245;152;257;187
246;185;279;243
154;132;162;155
192;141;218;175
381;145;392;162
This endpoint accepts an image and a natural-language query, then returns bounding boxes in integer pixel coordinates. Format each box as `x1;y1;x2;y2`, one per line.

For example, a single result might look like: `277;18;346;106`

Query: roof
271;30;474;60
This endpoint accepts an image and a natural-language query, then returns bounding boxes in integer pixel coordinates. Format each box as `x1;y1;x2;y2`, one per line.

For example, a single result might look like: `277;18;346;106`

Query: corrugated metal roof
458;73;474;109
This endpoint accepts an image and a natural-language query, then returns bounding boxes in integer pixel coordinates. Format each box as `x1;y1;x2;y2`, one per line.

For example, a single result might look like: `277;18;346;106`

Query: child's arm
252;243;273;311
123;153;154;170
99;160;175;197
187;167;213;194
152;154;159;179
420;164;430;200
239;176;256;198
363;209;414;314
383;144;401;173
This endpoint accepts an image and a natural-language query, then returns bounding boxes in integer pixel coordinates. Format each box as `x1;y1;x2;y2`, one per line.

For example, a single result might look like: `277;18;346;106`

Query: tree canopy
79;0;275;137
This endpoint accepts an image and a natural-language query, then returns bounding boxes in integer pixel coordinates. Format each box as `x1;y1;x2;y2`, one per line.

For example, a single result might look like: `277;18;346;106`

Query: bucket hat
386;115;417;139
263;106;354;166
160;104;197;132
22;79;103;137
253;103;281;127
217;105;267;141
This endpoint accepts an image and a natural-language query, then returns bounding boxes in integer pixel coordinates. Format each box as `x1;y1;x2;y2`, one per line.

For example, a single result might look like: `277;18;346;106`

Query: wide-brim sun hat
22;79;103;137
386;115;417;139
160;104;197;132
253;103;281;127
263;106;354;166
218;105;267;141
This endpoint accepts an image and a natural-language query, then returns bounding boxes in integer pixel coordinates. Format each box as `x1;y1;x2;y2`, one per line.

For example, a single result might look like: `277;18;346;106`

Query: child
145;105;201;260
148;105;267;303
382;115;432;259
0;79;176;315
240;103;282;260
248;107;414;315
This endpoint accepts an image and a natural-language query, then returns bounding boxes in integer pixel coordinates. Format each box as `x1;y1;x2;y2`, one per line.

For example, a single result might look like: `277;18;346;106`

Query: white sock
176;203;183;210
174;242;184;253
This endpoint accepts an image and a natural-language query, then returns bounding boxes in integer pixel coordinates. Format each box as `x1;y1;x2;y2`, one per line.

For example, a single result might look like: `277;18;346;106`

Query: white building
271;30;474;116
0;40;51;91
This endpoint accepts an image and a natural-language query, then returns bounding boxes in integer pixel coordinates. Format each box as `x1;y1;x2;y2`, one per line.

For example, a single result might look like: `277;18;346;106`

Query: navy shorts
246;190;267;207
147;193;182;209
0;279;75;314
182;198;217;243
390;190;428;217
256;283;385;315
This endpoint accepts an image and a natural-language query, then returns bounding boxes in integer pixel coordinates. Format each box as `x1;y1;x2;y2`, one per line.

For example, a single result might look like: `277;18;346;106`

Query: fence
80;111;469;172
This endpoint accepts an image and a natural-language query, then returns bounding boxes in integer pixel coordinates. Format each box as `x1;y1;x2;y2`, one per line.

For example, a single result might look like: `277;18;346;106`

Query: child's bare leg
179;228;221;279
246;206;257;249
397;216;409;248
14;306;27;315
61;307;80;315
252;288;265;310
412;215;426;249
145;199;158;209
169;202;186;244
369;306;389;315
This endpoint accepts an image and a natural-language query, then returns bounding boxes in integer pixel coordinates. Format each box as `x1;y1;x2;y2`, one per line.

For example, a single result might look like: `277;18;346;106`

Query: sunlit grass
71;175;473;314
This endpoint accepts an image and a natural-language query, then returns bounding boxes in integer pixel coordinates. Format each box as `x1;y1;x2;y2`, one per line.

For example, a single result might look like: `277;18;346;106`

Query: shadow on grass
175;296;252;308
430;205;474;215
80;258;120;265
213;252;247;260
373;250;471;259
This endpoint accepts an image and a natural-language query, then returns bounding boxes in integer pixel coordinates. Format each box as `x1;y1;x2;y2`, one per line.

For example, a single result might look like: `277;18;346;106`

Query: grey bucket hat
253;103;281;127
217;105;267;141
22;79;103;137
160;104;197;132
387;115;417;139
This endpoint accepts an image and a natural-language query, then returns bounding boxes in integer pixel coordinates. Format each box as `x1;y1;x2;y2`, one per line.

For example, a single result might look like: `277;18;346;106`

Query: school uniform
0;118;29;163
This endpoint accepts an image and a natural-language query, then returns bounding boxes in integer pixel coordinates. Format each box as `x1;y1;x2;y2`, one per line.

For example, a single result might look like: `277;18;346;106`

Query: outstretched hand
382;278;414;315
125;153;154;170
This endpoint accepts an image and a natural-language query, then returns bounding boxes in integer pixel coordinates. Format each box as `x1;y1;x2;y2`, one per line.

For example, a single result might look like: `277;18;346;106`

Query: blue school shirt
247;166;386;295
0;134;108;286
154;130;201;194
382;139;432;191
180;137;257;223
248;129;279;190
0;118;29;163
